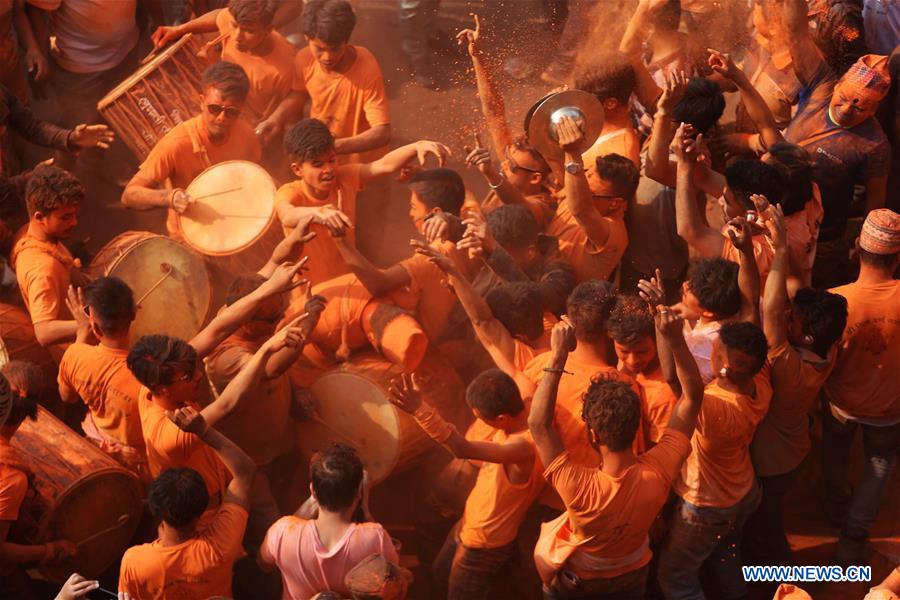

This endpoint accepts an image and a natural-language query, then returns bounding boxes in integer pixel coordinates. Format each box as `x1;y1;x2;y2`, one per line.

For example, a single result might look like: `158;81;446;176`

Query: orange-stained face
307;37;348;71
501;145;545;191
829;80;880;129
199;87;243;141
408;192;431;233
614;336;658;376
165;365;204;407
233;19;271;53
35;203;79;241
291;149;339;196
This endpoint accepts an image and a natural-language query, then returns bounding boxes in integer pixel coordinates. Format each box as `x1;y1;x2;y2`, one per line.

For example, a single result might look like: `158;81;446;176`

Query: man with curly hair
10;164;85;351
528;293;704;598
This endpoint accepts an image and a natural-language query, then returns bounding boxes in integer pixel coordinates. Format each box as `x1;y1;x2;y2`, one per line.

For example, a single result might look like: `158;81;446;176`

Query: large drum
296;353;466;484
181;161;283;298
97;34;207;160
10;407;143;583
87;231;212;344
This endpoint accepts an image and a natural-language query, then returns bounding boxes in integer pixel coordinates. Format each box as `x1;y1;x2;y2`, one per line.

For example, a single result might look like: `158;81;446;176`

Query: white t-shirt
28;0;138;73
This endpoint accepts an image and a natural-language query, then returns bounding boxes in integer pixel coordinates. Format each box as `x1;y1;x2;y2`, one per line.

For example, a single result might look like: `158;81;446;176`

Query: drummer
0;363;76;595
10;165;87;353
120;61;261;237
150;0;297;128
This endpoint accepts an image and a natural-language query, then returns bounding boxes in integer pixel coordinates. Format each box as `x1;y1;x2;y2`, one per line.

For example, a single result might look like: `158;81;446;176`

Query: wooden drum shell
11;407;143;582
97;34;207;160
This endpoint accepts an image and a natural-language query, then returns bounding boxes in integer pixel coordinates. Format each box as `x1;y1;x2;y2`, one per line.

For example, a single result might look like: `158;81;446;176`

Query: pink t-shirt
261;516;399;600
27;0;138;73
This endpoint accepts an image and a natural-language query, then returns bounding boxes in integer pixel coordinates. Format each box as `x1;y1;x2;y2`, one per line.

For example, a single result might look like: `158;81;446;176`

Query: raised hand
411;239;456;273
66;286;91;342
263;258;309;294
555;114;587;154
165;406;208;436
763;203;787;250
707;48;740;81
657;69;689;115
653;304;685;342
550;317;577;357
388;372;425;414
415;141;452;166
263;313;308;353
299;294;327;339
455;13;482;56
422;212;452;243
464;146;493;175
69;124;115;150
313;205;353;237
637;268;667;313
726;216;755;256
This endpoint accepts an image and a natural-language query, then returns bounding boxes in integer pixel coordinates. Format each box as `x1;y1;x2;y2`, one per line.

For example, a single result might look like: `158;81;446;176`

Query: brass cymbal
525;89;605;161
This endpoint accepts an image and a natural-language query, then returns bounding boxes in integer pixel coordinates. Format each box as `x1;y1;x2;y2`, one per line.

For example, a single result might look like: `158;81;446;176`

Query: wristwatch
564;161;584;175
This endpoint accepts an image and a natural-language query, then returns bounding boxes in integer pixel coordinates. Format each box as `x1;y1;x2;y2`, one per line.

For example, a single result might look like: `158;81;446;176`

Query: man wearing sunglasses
121;61;261;237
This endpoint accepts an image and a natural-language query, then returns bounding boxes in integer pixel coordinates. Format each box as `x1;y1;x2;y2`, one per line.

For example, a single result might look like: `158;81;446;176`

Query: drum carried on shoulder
97;34;209;160
10;407;143;583
87;231;212;343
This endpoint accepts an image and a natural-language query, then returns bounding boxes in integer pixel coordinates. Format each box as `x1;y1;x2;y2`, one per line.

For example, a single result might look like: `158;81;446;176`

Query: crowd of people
0;0;898;599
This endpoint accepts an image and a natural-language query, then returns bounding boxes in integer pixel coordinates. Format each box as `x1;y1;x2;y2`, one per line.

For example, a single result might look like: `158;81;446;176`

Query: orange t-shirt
720;231;774;291
545;201;627;283
481;189;558;231
204;335;294;466
751;342;834;477
513;313;556;372
635;368;677;444
542;429;691;579
525;351;646;467
458;429;545;549
292;45;390;162
119;502;248;599
675;369;772;508
57;343;144;449
138;388;230;503
0;439;28;521
275;164;362;287
10;232;74;325
825;280;900;423
215;9;296;122
582;126;642;172
398;241;463;343
132;114;262;235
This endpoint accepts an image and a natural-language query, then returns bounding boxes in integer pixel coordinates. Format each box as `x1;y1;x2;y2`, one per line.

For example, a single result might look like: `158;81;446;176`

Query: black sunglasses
206;103;241;119
505;148;543;174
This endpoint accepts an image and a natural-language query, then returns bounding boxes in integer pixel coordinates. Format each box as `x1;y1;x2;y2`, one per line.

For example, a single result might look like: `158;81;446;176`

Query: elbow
375;124;392;147
33;325;54;348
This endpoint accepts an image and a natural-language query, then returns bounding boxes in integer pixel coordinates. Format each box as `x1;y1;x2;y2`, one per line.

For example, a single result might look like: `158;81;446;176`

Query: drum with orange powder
9;406;143;583
296;352;467;484
180;160;282;294
97;33;208;160
87;231;212;344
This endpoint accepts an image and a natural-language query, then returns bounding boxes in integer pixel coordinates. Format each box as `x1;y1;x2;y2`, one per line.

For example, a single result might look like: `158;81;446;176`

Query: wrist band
543;367;573;375
487;172;506;190
413;404;454;443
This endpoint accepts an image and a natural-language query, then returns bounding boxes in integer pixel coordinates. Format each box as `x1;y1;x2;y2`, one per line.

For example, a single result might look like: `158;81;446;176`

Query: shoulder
59;342;96;367
276;180;307;205
524;351;553;382
215;7;234;32
294;47;315;71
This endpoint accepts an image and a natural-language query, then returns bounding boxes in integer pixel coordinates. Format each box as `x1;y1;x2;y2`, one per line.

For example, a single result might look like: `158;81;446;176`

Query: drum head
104;236;211;343
299;369;404;484
181;161;276;256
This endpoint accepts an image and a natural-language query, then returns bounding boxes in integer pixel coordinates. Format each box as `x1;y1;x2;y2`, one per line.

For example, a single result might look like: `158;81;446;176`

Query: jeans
543;565;649;599
658;485;761;600
398;0;440;69
821;403;900;540
744;465;802;564
432;521;517;600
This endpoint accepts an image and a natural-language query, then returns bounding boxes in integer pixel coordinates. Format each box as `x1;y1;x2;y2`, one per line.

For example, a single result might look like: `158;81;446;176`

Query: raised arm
645;71;688;186
557;116;613;248
528;319;575;467
782;0;826;85
411;240;535;397
762;205;789;349
389;373;534;464
657;307;704;439
457;15;513;153
333;124;392;158
708;49;784;150
189;261;306;358
357;140;450;185
672;124;726;257
263;295;326;379
727;213;761;325
638;270;679;395
167;407;256;508
618;0;664;112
